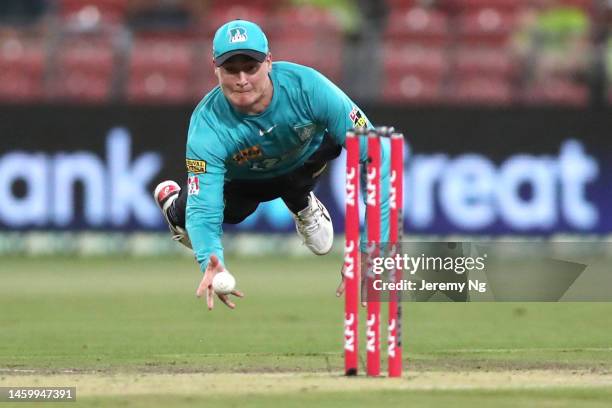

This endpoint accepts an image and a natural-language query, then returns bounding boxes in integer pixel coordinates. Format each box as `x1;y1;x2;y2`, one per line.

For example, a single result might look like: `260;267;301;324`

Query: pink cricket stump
366;131;381;377
388;132;404;377
344;131;360;376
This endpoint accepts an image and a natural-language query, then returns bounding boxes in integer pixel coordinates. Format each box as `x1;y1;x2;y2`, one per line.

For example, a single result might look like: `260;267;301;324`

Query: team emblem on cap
229;27;247;43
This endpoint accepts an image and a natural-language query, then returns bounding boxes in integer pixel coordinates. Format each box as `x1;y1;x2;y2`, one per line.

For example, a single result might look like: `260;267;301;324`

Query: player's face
215;54;273;115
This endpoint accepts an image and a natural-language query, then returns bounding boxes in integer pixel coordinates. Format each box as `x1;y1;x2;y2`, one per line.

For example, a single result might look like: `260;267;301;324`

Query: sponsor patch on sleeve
349;107;368;129
187;175;200;196
186;159;207;174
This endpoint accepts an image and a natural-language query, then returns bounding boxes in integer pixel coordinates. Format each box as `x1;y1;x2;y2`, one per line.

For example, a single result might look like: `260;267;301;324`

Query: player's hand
196;255;244;310
335;254;368;307
335;264;346;297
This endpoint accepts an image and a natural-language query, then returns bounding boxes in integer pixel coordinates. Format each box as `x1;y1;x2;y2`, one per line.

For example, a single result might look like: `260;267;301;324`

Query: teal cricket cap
212;19;269;66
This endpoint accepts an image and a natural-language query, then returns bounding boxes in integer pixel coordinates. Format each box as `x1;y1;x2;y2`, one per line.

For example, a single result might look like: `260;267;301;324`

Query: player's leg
283;171;334;255
153;178;261;249
154;136;340;252
153;180;192;248
282;134;341;255
222;180;263;224
154;174;331;255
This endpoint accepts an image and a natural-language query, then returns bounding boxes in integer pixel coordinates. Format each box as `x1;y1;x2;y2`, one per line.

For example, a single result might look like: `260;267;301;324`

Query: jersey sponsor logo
229;27;247;43
293;123;316;142
186;159;207;174
187;175;199;195
232;145;262;165
349;107;367;129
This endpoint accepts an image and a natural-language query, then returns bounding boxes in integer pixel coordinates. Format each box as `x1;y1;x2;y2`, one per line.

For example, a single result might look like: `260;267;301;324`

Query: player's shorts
173;134;341;226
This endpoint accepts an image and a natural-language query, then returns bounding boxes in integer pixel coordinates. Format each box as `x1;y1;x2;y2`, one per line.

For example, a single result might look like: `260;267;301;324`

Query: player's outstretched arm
196;255;244;310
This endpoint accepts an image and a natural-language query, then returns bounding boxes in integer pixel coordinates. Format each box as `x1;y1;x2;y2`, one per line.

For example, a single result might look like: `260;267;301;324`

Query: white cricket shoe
153;180;192;249
293;192;334;255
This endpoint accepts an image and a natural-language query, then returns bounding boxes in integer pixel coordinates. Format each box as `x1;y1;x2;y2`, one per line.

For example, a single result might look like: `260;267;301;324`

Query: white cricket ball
212;271;236;295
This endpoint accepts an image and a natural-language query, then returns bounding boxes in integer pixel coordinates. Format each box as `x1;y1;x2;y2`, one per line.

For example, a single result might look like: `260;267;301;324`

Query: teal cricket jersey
185;61;391;271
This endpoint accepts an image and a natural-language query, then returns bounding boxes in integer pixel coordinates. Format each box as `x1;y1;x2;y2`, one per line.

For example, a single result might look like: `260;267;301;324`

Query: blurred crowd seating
0;0;605;106
382;0;594;106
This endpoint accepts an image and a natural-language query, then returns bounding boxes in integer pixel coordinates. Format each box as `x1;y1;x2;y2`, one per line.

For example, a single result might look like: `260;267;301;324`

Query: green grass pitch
1;255;612;407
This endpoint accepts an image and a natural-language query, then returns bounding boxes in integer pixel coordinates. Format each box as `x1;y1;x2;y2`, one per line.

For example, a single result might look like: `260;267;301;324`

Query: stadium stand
0;0;603;106
203;4;269;35
268;6;342;82
58;0;128;25
384;7;449;46
49;30;118;102
126;37;195;103
455;8;517;47
0;29;46;102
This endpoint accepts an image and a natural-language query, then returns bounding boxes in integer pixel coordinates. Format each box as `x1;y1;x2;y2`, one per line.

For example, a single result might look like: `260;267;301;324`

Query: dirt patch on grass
2;370;612;396
2;358;611;377
407;357;612;373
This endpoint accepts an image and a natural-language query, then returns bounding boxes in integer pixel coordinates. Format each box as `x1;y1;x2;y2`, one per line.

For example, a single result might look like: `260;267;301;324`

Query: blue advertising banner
0;106;609;234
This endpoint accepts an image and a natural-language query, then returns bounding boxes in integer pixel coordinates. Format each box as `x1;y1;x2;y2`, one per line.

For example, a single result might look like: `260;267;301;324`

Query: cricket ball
212;271;236;295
